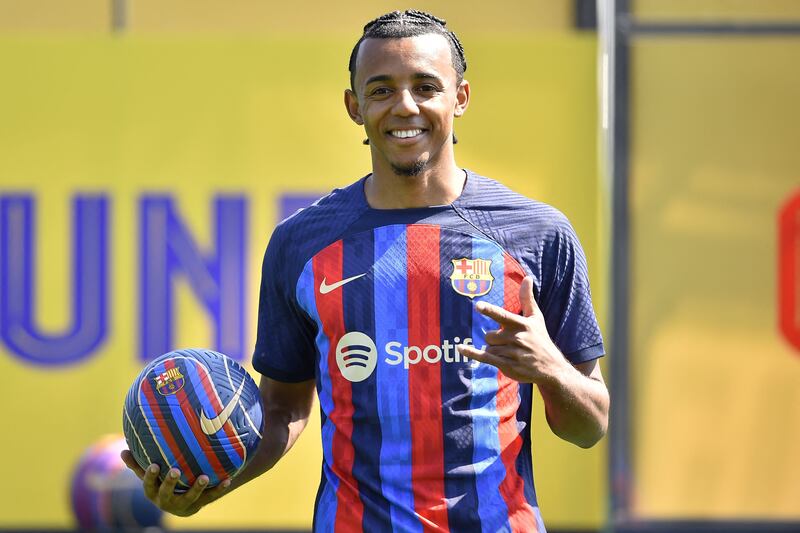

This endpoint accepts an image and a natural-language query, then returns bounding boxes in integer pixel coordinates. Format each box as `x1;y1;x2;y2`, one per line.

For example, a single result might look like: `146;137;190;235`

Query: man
123;10;609;532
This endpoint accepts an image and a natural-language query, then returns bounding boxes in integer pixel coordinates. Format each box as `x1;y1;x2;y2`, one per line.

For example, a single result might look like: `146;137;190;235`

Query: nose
392;89;420;117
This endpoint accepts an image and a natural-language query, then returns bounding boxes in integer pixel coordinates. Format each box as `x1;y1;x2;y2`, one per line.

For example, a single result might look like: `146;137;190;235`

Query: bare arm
228;376;316;488
121;376;316;516
456;276;609;448
537;357;609;448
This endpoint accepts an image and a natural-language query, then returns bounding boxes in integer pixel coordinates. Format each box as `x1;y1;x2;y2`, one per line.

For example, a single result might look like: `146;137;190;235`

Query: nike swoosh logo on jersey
319;273;366;294
199;378;245;435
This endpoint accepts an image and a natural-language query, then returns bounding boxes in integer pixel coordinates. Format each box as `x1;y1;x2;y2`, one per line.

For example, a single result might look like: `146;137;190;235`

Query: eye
368;87;392;97
417;84;439;93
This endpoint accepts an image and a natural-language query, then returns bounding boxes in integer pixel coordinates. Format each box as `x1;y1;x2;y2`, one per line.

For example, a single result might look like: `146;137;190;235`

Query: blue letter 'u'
0;195;109;366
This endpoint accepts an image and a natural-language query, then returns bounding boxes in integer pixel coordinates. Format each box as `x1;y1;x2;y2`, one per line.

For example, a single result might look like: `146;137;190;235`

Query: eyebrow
364;72;444;86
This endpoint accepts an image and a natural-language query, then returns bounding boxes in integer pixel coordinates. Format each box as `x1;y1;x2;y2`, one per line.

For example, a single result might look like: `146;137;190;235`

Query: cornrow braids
348;10;467;90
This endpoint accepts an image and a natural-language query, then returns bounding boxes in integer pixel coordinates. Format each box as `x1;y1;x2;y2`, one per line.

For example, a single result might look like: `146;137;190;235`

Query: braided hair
348;10;467;90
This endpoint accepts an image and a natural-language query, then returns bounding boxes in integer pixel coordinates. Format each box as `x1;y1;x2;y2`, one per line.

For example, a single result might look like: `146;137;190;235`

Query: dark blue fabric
253;170;604;380
437;235;481;530
252;170;604;532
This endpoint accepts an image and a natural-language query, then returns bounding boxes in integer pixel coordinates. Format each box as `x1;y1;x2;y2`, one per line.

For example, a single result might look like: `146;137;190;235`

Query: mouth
387;128;426;140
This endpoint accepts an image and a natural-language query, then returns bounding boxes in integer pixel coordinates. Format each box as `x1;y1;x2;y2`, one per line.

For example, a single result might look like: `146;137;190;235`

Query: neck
365;154;465;209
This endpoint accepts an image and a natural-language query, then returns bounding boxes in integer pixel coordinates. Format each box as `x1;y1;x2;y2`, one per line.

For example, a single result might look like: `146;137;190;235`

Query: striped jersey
253;171;605;533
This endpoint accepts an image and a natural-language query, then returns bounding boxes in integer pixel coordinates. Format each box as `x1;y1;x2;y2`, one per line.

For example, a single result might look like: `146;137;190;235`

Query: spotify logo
335;332;378;382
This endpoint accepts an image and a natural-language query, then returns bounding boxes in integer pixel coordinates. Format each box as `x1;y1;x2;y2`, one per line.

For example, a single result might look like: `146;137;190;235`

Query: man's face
345;34;469;177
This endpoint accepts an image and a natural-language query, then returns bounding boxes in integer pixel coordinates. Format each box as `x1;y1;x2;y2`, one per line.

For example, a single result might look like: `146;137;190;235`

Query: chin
390;159;428;177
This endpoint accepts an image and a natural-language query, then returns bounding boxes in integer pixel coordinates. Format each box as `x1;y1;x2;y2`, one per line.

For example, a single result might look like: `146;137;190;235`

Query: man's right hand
120;449;232;517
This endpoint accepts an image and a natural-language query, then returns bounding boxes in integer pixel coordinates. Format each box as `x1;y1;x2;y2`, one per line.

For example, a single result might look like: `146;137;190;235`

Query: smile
389;129;425;139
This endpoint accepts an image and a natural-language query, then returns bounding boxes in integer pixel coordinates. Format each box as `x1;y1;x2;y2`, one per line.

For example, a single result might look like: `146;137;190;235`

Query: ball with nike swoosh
123;348;264;489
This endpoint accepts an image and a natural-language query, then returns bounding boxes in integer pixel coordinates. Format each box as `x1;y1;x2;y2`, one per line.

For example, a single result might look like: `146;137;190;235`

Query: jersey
253;170;605;533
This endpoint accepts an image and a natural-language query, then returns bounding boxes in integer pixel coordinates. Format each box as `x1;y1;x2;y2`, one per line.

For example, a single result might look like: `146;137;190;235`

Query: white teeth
390;129;423;138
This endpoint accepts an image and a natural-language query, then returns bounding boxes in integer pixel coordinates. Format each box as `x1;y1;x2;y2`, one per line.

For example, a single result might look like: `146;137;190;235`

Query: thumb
519;276;538;317
120;449;146;479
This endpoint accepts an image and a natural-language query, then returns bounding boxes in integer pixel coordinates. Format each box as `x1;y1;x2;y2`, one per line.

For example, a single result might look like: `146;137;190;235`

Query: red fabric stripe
313;240;363;533
164;359;229;481
497;254;538;532
407;225;449;532
195;360;246;463
141;377;196;484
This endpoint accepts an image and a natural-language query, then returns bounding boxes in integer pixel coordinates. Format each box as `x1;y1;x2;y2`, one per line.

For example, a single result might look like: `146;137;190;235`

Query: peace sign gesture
458;276;610;447
456;276;571;385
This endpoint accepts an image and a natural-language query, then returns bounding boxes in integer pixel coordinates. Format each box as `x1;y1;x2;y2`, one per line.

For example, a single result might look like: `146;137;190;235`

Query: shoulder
275;179;365;240
460;171;576;244
263;177;369;282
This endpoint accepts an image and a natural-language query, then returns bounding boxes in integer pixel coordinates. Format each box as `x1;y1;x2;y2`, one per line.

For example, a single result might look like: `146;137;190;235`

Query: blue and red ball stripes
122;348;264;489
295;224;543;532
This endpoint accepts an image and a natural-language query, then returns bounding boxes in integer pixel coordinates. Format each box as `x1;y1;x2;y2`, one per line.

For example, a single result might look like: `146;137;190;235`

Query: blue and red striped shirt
254;171;604;532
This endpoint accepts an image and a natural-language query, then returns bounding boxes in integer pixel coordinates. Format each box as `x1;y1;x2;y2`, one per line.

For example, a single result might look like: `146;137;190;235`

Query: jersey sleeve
252;224;317;382
538;215;605;364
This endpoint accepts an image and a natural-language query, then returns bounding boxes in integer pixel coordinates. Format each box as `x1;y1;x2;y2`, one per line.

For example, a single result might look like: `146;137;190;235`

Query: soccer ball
71;435;162;530
122;348;264;490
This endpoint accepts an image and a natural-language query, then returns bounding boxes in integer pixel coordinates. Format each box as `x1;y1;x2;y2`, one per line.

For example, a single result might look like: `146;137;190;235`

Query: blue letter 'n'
0;195;108;366
140;195;246;362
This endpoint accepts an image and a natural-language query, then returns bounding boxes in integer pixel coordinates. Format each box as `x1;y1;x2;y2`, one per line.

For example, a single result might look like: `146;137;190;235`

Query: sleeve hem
563;343;605;365
253;361;315;383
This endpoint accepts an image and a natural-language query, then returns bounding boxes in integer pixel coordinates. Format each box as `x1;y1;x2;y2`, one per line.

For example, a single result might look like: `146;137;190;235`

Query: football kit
253;171;604;533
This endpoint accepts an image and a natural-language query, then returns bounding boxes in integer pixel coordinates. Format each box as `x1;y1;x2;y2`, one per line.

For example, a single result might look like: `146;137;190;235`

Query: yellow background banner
630;37;800;519
0;34;605;529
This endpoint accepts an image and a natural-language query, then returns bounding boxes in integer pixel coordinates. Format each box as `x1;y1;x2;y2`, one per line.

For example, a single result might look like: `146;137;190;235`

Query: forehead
353;34;455;87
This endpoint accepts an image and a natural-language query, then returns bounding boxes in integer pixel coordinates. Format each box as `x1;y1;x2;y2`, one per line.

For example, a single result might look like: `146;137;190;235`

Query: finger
519;276;538;317
484;329;514;346
484;329;502;345
142;464;161;500
197;479;232;507
474;301;526;329
457;343;506;369
120;450;146;480
178;475;209;506
157;468;181;502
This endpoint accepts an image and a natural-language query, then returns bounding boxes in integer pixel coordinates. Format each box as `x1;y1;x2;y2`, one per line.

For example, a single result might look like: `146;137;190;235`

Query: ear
454;79;470;118
344;89;364;125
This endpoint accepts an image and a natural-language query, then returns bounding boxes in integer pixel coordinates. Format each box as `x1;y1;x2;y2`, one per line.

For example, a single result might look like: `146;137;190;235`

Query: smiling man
122;10;609;532
345;25;469;191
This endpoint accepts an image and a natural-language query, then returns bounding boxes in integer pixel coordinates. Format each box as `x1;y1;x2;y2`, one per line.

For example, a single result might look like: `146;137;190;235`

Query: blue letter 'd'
140;196;246;362
0;195;108;365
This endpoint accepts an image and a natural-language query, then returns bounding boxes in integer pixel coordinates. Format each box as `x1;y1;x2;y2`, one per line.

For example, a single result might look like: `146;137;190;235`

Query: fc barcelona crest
154;366;185;396
450;258;494;299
